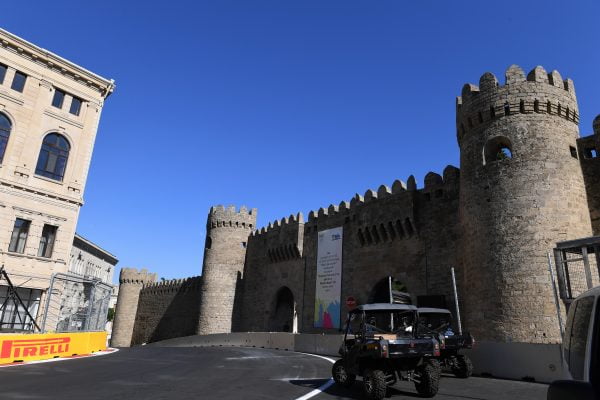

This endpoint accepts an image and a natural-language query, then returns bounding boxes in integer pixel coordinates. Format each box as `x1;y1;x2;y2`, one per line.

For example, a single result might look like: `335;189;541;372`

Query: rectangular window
69;97;82;116
8;218;31;254
570;146;578;159
0;285;41;331
0;64;6;84
38;224;57;258
585;147;598;159
52;89;66;109
10;71;27;93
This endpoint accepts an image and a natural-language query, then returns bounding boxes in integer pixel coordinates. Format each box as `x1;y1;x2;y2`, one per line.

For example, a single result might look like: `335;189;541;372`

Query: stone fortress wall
131;276;202;345
113;65;600;353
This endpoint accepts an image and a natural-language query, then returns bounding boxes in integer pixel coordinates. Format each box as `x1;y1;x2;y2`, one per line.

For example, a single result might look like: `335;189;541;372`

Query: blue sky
3;1;599;283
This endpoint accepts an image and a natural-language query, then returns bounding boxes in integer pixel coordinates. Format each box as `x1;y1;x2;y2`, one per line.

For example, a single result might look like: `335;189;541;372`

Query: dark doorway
269;287;296;333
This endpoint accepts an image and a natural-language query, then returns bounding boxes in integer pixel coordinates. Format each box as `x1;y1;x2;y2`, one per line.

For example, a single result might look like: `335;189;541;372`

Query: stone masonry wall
197;206;256;334
578;116;600;235
238;170;461;334
111;268;156;347
239;214;305;332
458;65;593;344
131;277;202;345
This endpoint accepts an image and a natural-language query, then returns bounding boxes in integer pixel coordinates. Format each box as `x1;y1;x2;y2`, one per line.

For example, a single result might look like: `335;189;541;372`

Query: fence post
547;252;564;336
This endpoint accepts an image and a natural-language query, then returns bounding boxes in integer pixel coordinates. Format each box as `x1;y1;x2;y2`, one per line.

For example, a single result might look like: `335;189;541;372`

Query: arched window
35;133;70;181
484;136;513;165
0;113;11;164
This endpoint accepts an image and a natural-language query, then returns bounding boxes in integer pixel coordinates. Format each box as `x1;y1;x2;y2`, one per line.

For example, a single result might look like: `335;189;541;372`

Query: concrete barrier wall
149;333;562;383
463;341;565;383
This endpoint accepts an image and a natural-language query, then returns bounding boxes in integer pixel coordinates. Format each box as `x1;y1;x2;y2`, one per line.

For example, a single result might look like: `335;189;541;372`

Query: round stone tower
457;65;592;344
111;268;157;347
197;205;257;335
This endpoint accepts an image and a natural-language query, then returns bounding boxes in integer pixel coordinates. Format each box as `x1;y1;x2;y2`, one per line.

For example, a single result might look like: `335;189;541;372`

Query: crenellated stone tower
457;65;593;344
111;268;157;347
197;205;257;334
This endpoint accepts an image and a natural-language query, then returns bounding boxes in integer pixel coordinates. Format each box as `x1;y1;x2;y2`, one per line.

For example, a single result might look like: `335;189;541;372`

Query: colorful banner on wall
314;226;343;329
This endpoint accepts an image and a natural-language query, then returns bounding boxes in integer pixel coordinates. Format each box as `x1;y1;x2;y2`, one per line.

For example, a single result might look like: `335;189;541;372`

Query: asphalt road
0;347;549;400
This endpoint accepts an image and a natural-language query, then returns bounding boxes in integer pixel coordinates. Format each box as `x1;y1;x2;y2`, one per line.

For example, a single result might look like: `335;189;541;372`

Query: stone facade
131;277;202;345
197;206;256;334
111;268;156;347
115;64;600;351
0;28;114;331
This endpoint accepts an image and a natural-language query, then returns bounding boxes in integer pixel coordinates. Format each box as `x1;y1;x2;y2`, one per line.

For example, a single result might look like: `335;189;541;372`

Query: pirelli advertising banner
0;331;106;365
314;226;343;329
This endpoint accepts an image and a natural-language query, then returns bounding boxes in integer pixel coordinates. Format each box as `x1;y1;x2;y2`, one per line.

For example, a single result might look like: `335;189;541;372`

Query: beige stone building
0;28;114;331
53;234;117;332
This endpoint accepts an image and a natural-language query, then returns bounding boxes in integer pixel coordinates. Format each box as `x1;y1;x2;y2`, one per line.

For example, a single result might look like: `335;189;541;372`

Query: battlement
208;205;258;230
119;268;158;285
594;115;600;136
141;276;202;294
456;65;579;145
306;166;460;223
252;213;304;237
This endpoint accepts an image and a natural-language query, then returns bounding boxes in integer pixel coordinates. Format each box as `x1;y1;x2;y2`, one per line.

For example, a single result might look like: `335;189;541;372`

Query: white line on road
293;352;336;400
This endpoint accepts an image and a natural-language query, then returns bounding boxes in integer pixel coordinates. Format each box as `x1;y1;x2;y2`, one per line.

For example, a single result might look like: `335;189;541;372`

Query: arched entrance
269;287;297;333
368;277;411;304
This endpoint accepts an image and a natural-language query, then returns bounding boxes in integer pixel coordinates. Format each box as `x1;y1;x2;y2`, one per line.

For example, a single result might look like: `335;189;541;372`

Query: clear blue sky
3;1;599;283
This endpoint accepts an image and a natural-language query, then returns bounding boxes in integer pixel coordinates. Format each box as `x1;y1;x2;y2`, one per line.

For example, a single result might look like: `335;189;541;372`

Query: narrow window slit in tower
379;224;388;242
520;100;525;114
404;219;414;237
570;146;578;159
395;220;405;239
534;99;540;113
387;221;396;241
364;227;373;245
557;103;562;117
490;105;496;119
584;148;598;159
504;101;510;116
478;111;483;123
371;226;380;244
547;101;552;114
358;229;365;246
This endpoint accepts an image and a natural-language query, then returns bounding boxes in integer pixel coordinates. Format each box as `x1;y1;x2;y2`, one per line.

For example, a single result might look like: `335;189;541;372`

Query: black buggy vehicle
417;308;474;378
332;304;442;399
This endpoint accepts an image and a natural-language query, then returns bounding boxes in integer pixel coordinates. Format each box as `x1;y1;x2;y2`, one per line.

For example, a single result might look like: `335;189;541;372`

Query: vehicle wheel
332;359;356;388
414;360;440;398
452;355;473;378
363;369;387;400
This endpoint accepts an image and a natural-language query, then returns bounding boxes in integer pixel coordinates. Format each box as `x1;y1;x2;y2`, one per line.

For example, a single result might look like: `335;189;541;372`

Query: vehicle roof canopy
352;303;417;312
417;308;452;315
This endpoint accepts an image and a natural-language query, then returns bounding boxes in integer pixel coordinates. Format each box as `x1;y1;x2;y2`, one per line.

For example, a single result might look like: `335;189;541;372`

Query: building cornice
0;28;115;99
73;233;118;265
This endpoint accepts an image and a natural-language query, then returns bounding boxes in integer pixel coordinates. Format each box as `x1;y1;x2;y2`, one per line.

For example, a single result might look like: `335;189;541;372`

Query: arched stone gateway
269;287;297;333
368;277;411;304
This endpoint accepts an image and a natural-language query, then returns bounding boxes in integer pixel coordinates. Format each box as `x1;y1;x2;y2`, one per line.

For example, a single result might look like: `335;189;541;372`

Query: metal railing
553;236;600;301
41;272;112;332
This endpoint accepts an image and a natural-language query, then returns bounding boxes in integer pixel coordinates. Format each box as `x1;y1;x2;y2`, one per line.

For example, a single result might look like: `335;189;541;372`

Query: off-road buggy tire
452;355;473;378
332;359;356;388
414;360;440;398
363;369;387;400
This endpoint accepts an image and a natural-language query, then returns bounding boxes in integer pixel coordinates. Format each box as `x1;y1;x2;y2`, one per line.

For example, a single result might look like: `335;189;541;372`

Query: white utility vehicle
547;286;600;399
